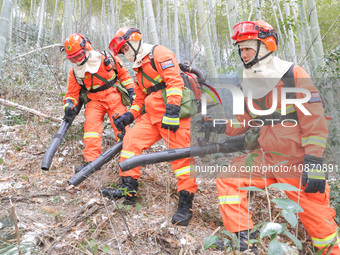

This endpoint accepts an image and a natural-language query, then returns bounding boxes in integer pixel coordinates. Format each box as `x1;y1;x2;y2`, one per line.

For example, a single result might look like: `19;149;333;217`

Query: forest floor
0;98;326;255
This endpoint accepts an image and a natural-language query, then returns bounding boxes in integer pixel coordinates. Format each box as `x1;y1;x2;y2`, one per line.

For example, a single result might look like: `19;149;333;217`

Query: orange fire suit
64;54;134;162
118;45;198;194
216;65;339;254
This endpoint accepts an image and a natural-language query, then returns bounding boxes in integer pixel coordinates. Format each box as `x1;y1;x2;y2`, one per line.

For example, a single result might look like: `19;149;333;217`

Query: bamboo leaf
271;198;304;213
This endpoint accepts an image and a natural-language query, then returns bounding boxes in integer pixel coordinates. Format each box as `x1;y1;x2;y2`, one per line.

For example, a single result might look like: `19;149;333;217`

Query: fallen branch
10;44;63;61
0;98;62;123
0;191;66;203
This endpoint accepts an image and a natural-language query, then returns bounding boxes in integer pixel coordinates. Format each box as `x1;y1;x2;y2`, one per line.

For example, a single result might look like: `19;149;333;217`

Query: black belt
87;79;117;93
146;82;166;95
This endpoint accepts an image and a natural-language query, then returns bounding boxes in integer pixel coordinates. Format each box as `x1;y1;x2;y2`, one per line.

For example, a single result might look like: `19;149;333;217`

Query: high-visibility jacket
225;65;328;160
64;55;134;106
127;45;190;127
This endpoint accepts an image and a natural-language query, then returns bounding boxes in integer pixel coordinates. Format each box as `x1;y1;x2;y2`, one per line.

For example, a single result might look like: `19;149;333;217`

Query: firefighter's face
120;43;130;55
240;47;256;63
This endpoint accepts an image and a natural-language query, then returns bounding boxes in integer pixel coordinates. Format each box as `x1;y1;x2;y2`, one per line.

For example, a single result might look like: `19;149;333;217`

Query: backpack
147;45;201;119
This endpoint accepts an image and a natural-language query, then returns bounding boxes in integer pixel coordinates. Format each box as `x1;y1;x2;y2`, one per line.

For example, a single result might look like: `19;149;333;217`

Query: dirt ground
0;103;320;255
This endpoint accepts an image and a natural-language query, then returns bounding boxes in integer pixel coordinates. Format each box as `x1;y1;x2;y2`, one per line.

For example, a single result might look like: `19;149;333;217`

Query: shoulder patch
160;59;174;70
309;91;322;103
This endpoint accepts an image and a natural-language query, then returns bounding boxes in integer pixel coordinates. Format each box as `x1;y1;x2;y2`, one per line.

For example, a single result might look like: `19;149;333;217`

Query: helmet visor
67;50;86;63
109;36;126;55
232;21;258;40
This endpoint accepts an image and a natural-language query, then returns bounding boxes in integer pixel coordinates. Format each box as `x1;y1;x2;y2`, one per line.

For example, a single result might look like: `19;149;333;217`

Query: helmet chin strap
77;56;88;66
239;40;273;68
126;40;142;62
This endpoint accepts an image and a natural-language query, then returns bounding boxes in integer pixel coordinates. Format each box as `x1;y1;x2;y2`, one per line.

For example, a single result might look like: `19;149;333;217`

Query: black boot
237;230;258;254
101;176;139;205
213;229;258;253
171;190;194;226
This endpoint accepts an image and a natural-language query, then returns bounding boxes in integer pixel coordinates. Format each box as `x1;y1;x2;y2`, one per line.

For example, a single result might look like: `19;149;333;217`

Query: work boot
75;161;91;173
100;176;139;205
171;190;194;226
237;229;258;254
213;229;258;254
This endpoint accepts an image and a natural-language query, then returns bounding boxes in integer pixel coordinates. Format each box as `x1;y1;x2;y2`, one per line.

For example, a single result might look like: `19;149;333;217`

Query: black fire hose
67;123;126;186
41;102;83;171
119;135;245;172
67;141;123;186
179;61;206;82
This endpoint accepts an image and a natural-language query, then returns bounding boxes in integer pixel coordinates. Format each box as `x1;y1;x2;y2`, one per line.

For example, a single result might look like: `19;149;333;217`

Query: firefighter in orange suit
100;27;198;226
63;33;136;173
204;21;339;254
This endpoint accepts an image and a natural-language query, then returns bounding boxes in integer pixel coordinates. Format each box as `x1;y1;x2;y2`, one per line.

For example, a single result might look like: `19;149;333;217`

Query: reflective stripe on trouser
83;92;128;161
119;113;198;194
216;153;339;254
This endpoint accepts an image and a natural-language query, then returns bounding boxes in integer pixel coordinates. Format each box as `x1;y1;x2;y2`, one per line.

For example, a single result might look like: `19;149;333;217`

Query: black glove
113;112;134;131
302;154;327;193
201;117;226;134
161;104;180;133
63;99;76;122
127;88;136;105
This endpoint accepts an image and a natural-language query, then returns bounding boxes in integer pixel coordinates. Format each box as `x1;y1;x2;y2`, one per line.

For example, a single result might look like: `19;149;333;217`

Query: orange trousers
216;153;339;254
118;113;198;194
83;92;128;162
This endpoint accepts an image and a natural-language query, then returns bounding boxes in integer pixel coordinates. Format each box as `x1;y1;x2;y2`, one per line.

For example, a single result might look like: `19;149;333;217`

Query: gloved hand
113;112;134;131
63;99;76;122
302;154;327;193
127;88;136;105
201;117;226;134
161;104;181;133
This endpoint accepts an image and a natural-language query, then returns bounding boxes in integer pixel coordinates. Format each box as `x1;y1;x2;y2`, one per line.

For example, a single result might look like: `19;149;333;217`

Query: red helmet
64;33;93;63
231;20;278;51
109;27;143;55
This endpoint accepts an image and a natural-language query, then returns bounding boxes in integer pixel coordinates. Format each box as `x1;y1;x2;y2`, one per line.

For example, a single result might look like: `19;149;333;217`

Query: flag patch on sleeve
160;59;175;70
309;91;322;103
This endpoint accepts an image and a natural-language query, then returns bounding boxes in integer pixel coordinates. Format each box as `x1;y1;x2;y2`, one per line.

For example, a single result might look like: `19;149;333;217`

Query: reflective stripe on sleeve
64;97;78;105
121;150;135;159
312;232;338;247
130;105;140;112
166;88;182;97
84;132;99;139
107;73;117;82
162;116;180;125
302;136;327;148
218;195;241;205
121;78;133;86
230;119;245;128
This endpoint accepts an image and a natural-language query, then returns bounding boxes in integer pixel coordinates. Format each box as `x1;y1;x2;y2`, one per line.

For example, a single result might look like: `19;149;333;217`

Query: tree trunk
51;0;58;42
208;0;221;68
306;0;325;67
36;0;45;47
144;0;159;44
183;0;192;60
0;0;13;74
270;0;287;59
143;0;148;43
275;0;289;60
255;0;262;20
196;0;218;78
298;0;317;75
162;0;168;46
64;0;73;81
173;0;179;59
284;1;297;64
